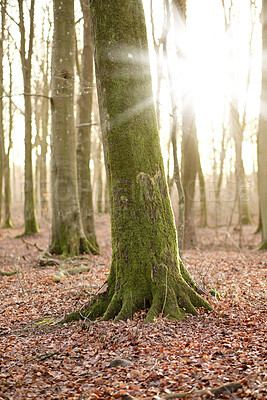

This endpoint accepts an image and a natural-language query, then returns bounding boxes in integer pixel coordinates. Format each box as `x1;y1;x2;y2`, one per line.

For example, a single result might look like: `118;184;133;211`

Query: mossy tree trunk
18;0;38;234
76;0;99;252
79;0;211;322
258;0;267;250
50;0;96;256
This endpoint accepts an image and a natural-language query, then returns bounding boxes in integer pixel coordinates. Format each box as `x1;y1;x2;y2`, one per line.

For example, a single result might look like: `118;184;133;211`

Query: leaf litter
0;216;266;399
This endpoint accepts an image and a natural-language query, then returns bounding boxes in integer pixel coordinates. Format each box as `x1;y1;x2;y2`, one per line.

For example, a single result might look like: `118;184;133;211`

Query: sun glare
144;0;261;175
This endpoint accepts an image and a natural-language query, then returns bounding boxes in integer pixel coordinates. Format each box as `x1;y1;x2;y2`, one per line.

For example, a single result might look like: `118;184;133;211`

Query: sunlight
143;0;262;175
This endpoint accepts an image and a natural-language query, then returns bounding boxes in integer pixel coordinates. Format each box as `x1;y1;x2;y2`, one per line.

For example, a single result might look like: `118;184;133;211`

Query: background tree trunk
18;0;38;234
72;0;211;323
0;0;6;224
50;0;96;256
3;48;13;229
258;0;267;249
76;0;99;251
173;0;198;248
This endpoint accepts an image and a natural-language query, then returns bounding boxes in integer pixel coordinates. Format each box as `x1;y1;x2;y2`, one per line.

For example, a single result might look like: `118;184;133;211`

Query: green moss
35;317;56;326
209;288;221;299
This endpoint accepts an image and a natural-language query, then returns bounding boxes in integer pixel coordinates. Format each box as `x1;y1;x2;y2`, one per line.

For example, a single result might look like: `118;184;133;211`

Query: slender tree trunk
181;116;198;248
198;150;208;228
0;0;6;224
173;0;198;248
40;74;49;219
231;104;251;225
18;0;38;234
163;0;185;260
3;53;13;229
50;0;97;256
258;0;267;249
66;0;211;323
76;0;99;251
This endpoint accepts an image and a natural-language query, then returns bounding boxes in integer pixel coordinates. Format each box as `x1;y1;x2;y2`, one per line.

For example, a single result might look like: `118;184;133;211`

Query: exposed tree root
63;273;212;324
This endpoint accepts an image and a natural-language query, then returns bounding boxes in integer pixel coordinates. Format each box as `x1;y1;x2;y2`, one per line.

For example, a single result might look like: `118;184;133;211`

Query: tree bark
76;0;99;251
258;0;267;249
50;0;96;256
68;0;211;322
96;140;103;214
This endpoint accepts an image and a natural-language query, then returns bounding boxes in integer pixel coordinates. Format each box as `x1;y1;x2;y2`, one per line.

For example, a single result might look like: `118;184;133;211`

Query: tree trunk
76;0;99;251
68;0;211;323
24;72;38;233
18;0;38;234
162;0;185;260
198;150;208;228
3;54;13;229
258;0;267;249
0;1;6;224
40;72;49;219
173;0;198;248
50;0;97;256
181;113;198;248
231;104;251;226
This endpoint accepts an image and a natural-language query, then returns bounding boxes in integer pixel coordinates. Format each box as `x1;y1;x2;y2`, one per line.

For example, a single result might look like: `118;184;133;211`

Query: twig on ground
16;269;26;295
152;380;243;399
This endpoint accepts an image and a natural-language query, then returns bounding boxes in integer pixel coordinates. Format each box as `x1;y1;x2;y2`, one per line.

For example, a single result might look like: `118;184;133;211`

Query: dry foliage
0;216;266;399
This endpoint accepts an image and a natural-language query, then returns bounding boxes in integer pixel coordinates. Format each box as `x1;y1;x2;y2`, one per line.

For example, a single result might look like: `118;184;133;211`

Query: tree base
65;271;212;324
258;241;267;250
49;236;100;257
2;219;13;229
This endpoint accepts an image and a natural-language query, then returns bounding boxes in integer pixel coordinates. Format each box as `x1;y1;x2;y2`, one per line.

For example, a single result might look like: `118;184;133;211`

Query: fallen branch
38;257;60;267
16;269;26;296
21;238;44;251
156;381;242;399
0;269;18;276
25;351;60;363
53;266;91;282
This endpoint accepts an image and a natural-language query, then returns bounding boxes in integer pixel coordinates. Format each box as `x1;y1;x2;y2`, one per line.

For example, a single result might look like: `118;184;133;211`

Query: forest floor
0;215;266;399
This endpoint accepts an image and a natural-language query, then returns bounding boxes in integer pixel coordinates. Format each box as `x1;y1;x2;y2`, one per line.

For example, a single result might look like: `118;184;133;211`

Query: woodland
0;0;266;399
